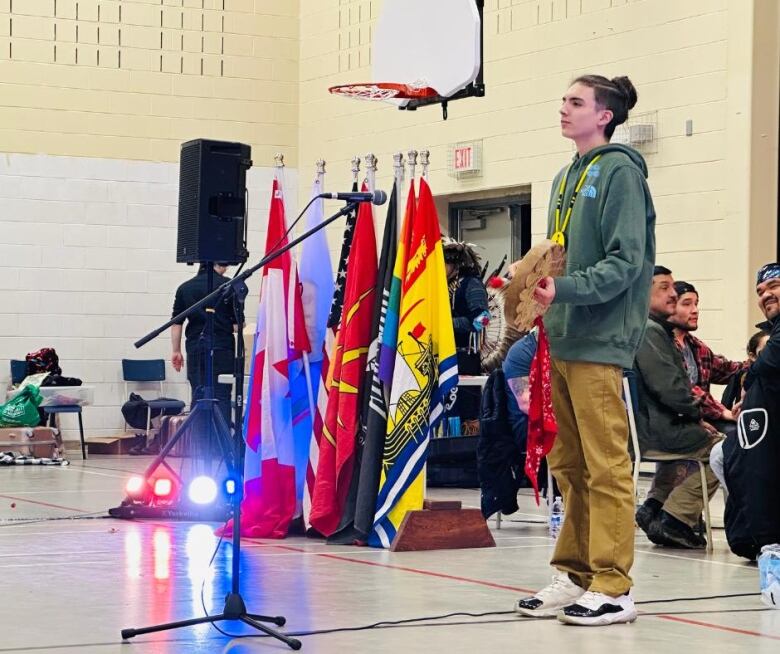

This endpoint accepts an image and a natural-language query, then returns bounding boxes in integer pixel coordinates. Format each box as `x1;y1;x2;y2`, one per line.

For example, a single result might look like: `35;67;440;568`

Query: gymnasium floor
0;456;777;653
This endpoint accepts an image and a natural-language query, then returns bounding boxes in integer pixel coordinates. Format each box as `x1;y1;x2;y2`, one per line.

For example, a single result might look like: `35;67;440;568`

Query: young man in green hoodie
515;75;656;626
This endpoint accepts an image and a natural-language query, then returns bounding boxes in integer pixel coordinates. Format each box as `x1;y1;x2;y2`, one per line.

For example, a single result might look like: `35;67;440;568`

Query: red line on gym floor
0;493;89;514
657;615;780;640
247;540;535;593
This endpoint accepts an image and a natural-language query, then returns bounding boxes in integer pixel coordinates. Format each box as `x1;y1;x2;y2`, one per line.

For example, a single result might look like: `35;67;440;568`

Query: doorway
448;196;531;275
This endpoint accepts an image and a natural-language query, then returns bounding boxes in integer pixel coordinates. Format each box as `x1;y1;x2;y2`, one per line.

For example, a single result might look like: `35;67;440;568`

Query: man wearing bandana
722;263;780;559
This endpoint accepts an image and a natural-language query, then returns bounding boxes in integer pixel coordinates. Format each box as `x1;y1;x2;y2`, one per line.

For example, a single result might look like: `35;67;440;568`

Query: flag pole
300;160;326;449
365;153;379;259
420;149;430;180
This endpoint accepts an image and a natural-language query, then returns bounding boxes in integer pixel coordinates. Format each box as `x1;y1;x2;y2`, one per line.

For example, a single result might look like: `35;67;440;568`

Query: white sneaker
515;574;585;618
557;591;637;626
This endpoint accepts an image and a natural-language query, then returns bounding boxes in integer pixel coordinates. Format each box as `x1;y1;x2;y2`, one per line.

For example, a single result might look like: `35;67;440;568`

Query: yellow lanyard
551;154;602;248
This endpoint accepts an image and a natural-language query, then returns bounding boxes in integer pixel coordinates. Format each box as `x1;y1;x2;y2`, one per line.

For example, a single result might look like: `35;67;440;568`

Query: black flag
329;181;398;544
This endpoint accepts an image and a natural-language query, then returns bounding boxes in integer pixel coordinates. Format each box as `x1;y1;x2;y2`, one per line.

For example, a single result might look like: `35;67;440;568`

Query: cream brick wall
298;0;778;359
0;0;301;444
0;0;299;164
0;152;297;442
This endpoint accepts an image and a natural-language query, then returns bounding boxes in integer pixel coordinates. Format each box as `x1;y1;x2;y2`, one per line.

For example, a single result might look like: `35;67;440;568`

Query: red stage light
153;478;173;498
126;476;146;497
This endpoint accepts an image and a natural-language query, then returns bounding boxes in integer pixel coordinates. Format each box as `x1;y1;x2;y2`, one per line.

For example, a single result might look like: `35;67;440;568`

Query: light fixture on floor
153;478;173;499
188;476;218;505
125;476;148;501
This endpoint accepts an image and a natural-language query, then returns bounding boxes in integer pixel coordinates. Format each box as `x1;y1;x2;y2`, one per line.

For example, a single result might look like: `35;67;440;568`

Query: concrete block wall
0;0;303;444
0;0;299;165
0;152;299;442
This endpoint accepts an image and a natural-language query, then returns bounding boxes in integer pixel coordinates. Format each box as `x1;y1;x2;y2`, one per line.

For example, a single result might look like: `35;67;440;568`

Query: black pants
186;347;234;434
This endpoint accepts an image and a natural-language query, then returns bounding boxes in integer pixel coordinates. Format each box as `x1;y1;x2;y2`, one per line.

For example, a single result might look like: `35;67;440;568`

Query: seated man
668;281;745;439
633;266;720;549
722;263;780;559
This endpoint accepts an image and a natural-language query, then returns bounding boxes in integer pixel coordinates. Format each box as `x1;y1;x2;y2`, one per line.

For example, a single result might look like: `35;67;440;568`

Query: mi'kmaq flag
308;185;378;536
369;178;458;548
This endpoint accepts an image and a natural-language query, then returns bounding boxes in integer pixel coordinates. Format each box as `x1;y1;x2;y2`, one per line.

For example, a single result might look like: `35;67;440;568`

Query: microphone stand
120;200;361;648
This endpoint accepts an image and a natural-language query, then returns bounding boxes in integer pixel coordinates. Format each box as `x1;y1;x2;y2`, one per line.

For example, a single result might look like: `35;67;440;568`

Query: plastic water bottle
549;496;564;540
758;544;780;608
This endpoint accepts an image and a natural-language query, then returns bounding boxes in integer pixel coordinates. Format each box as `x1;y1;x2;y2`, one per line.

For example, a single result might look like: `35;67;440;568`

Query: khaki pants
548;359;635;597
645;440;720;528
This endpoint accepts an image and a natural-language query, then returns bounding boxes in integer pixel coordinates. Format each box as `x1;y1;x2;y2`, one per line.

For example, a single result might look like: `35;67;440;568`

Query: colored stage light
153;478;173;498
126;476;146;497
224;479;237;496
188;476;218;505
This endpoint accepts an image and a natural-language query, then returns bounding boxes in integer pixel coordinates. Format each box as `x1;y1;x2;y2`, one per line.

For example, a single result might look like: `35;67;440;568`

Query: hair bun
611;76;638;110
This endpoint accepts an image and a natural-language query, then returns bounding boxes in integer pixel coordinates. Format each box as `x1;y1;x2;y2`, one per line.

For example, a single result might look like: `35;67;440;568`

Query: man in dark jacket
723;262;780;559
633;266;720;549
171;262;237;430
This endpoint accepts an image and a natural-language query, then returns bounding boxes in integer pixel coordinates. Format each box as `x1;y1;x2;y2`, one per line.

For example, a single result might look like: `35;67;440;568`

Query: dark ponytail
572;74;638;138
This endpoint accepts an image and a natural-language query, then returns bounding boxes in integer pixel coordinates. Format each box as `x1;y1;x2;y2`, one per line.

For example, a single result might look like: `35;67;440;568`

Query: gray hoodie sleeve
553;165;648;306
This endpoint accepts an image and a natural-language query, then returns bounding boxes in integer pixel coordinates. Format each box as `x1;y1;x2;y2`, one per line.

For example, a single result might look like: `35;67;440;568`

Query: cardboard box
0;426;62;458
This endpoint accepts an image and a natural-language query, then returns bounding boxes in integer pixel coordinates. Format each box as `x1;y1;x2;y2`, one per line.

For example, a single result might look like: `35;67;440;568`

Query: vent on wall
611;110;658;153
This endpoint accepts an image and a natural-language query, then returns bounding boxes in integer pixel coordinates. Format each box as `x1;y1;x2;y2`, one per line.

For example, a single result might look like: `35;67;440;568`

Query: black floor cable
0;512;111;527
192;528;763;641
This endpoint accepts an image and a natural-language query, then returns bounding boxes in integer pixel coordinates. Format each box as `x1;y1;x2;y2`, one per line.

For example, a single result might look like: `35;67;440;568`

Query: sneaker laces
536;574;575;600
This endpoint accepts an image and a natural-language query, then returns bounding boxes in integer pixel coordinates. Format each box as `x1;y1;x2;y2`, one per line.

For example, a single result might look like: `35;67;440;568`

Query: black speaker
177;138;252;265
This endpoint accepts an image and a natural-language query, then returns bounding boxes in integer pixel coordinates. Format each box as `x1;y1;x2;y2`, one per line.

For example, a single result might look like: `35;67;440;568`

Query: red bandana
525;316;558;503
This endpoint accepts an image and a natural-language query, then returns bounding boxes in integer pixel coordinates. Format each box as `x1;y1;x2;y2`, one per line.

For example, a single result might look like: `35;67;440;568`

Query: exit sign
448;140;482;178
454;145;474;170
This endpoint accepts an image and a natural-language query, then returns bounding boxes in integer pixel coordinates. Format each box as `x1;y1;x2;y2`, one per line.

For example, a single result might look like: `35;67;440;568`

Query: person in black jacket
443;240;490;435
633;266;721;549
723;263;780;559
712;329;769;488
171;263;237;430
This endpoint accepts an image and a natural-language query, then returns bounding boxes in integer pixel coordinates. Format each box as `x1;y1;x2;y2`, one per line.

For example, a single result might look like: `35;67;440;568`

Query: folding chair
623;370;713;552
121;359;185;444
10;359;87;460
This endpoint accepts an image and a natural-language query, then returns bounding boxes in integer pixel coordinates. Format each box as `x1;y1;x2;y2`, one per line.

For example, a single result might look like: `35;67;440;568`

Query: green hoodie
544;143;656;369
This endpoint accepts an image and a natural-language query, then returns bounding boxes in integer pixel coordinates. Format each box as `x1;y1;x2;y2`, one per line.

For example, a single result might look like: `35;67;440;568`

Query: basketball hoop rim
328;82;440;101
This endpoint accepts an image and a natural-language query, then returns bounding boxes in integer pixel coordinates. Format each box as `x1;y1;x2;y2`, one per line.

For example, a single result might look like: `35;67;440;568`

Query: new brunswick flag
369;178;458;548
309;191;378;536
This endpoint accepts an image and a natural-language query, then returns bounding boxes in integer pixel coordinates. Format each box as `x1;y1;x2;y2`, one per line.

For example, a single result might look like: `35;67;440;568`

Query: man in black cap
667;280;745;438
722;263;780;559
632;266;721;549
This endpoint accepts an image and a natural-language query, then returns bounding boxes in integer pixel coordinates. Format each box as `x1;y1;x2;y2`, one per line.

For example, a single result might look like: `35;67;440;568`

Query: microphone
319;190;388;206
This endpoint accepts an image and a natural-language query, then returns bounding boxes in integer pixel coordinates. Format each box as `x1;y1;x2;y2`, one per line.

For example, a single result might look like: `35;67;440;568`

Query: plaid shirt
675;332;745;421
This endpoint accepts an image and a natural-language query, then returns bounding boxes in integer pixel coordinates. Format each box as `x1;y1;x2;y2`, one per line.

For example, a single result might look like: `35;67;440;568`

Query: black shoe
635;499;662;535
141;441;160;455
648;512;706;549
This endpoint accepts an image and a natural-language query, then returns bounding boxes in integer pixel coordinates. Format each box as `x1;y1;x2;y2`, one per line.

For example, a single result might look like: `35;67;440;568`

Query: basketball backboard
328;0;484;119
373;0;482;99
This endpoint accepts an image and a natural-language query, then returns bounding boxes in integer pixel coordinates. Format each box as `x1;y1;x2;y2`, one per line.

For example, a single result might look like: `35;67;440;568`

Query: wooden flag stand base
389;500;496;552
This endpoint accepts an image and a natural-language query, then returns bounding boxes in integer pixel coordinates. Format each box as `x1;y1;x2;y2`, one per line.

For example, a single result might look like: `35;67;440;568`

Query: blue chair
121;359;185;444
10;359;27;385
10;359;87;460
